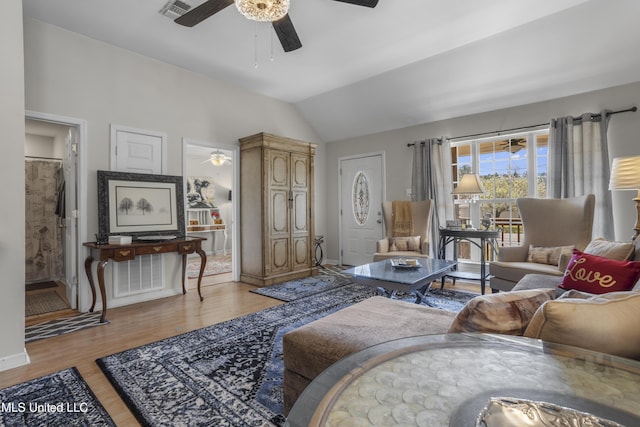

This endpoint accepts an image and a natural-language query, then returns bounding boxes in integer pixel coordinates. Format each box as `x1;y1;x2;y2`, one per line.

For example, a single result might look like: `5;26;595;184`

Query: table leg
196;247;206;302
96;259;109;323
181;253;188;295
480;238;486;295
84;256;96;312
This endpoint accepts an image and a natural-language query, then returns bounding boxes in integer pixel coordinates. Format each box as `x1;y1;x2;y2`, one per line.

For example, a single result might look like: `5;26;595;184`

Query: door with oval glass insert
339;153;384;266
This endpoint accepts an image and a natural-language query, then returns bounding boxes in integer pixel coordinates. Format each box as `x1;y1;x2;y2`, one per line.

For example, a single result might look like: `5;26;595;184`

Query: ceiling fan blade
174;0;234;27
333;0;379;8
272;14;302;52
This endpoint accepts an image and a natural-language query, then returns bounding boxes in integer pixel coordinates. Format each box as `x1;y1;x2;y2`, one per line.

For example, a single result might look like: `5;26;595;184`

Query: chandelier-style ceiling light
235;0;290;22
210;152;226;166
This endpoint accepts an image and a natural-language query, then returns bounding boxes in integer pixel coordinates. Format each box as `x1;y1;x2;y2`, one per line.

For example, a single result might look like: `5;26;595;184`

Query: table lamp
452;173;486;202
609;155;640;238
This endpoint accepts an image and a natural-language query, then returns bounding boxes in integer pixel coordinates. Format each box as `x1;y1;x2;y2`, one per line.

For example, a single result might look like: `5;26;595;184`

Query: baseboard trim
0;348;31;372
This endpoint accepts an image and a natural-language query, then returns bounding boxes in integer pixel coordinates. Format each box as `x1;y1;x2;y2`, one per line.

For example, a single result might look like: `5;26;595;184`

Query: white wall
0;0;28;370
325;81;640;261
23;18;326;309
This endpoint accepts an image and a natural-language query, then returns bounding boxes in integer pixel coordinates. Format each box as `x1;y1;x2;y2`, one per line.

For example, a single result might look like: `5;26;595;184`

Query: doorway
339;152;386;266
24;112;87;318
183;139;240;285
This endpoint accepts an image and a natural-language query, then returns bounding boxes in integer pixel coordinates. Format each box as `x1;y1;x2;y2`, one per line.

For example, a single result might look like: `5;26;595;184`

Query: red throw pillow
559;249;640;294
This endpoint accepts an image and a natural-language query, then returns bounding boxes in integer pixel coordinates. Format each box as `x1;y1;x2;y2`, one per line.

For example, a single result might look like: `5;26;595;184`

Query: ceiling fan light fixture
235;0;289;22
210;153;226;166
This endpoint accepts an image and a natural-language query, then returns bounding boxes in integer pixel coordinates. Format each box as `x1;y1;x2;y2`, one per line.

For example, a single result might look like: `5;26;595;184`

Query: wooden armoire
239;133;316;286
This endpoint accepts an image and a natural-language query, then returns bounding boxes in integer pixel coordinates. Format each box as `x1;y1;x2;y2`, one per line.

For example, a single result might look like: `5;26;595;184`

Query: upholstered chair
373;200;433;261
489;194;595;292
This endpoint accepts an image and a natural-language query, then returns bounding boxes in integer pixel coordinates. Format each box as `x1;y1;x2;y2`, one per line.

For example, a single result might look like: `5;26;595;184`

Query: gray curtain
411;138;454;257
548;111;614;239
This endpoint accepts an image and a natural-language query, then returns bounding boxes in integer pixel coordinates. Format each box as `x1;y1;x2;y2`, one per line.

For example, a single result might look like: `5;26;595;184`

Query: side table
438;228;500;294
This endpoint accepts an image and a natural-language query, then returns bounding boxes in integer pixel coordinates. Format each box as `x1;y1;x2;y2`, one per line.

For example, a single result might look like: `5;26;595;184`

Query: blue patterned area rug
0;367;115;426
97;282;477;426
249;274;351;302
97;284;376;427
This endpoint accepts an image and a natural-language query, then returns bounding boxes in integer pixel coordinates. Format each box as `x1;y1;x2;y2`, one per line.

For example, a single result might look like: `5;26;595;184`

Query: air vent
159;0;192;19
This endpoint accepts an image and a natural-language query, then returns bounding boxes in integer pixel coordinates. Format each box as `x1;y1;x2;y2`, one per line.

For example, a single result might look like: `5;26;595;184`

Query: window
451;130;548;260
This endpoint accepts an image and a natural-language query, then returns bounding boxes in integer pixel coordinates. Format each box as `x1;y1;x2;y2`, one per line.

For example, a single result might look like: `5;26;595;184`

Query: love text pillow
559;249;640;294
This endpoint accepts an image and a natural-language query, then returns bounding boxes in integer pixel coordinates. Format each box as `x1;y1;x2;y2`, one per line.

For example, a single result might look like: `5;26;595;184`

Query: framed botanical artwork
185;176;216;208
97;170;185;237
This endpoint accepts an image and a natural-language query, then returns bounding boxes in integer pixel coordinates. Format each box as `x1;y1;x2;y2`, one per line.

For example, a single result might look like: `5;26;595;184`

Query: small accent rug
97;284;376;427
249;274;351;302
26;312;107;343
25;290;69;317
187;254;232;278
0;367;115;426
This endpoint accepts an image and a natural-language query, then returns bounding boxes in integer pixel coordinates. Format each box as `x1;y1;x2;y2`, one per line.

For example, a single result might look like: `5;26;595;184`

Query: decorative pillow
526;245;574;266
559;249;640;294
448;289;557;336
584;237;635;261
524;292;640;360
389;236;421;252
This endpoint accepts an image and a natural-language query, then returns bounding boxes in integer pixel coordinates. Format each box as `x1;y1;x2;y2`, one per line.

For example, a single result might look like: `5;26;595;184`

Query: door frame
182;138;240;282
338;151;386;265
25;110;88;311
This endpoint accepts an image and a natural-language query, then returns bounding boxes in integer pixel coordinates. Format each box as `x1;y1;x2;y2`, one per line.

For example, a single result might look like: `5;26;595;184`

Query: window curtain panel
548;111;614;239
411;138;454;257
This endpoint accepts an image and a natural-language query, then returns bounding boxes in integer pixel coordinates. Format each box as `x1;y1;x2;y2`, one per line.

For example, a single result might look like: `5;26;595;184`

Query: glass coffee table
342;258;457;304
286;334;640;427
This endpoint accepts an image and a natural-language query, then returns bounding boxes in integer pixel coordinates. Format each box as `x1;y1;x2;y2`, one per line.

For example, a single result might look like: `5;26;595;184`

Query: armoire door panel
269;150;290;188
270;189;290;234
292;191;308;233
269;238;290;273
291;155;308;188
292;237;309;269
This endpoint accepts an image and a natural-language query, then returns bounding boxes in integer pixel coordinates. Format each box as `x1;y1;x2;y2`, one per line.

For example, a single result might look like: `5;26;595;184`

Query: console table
438;228;500;294
83;236;207;323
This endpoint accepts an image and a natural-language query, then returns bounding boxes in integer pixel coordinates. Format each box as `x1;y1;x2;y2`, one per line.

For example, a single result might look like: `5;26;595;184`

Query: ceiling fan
202;149;232;166
500;138;526;154
174;0;380;52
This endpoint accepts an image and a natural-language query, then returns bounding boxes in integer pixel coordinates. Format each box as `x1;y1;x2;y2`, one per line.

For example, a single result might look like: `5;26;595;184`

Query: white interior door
111;125;166;174
339;153;385;265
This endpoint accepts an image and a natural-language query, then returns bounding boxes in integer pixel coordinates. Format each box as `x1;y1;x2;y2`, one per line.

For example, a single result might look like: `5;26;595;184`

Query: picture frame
97;170;185;238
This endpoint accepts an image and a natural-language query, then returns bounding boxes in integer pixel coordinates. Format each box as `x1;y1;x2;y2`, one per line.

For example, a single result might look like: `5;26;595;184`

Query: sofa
282;236;640;414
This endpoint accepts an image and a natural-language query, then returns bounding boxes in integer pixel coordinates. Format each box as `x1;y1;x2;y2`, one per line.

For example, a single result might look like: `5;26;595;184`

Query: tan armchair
373;200;433;261
489;194;595;292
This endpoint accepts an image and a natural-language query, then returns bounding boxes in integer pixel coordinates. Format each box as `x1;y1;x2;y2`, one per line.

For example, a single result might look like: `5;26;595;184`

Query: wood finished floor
6;274;480;426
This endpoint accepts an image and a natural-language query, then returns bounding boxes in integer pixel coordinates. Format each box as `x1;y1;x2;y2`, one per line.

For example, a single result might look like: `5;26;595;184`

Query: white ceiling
22;0;640;142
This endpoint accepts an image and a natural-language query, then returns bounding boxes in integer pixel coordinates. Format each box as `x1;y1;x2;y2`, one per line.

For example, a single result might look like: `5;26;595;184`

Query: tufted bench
282;296;457;415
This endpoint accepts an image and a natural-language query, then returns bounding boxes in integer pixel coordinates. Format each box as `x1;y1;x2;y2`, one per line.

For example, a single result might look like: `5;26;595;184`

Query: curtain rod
407;106;637;146
25;155;63;161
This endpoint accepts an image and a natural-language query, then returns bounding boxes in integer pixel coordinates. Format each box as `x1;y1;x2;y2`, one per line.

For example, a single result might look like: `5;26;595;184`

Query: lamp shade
609;156;640;190
452;173;486;195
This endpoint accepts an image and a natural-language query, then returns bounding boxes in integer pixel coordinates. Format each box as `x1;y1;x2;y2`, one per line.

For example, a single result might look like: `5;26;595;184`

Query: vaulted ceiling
22;0;640;141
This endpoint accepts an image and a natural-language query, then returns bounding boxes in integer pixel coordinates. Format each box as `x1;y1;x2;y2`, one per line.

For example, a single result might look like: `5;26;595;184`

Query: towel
392;201;413;236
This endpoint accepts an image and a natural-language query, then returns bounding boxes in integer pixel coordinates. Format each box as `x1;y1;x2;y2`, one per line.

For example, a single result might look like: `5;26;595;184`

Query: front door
339;153;385;266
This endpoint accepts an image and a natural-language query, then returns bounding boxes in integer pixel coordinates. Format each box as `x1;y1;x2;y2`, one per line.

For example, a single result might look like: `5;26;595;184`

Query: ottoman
282;296;457;414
